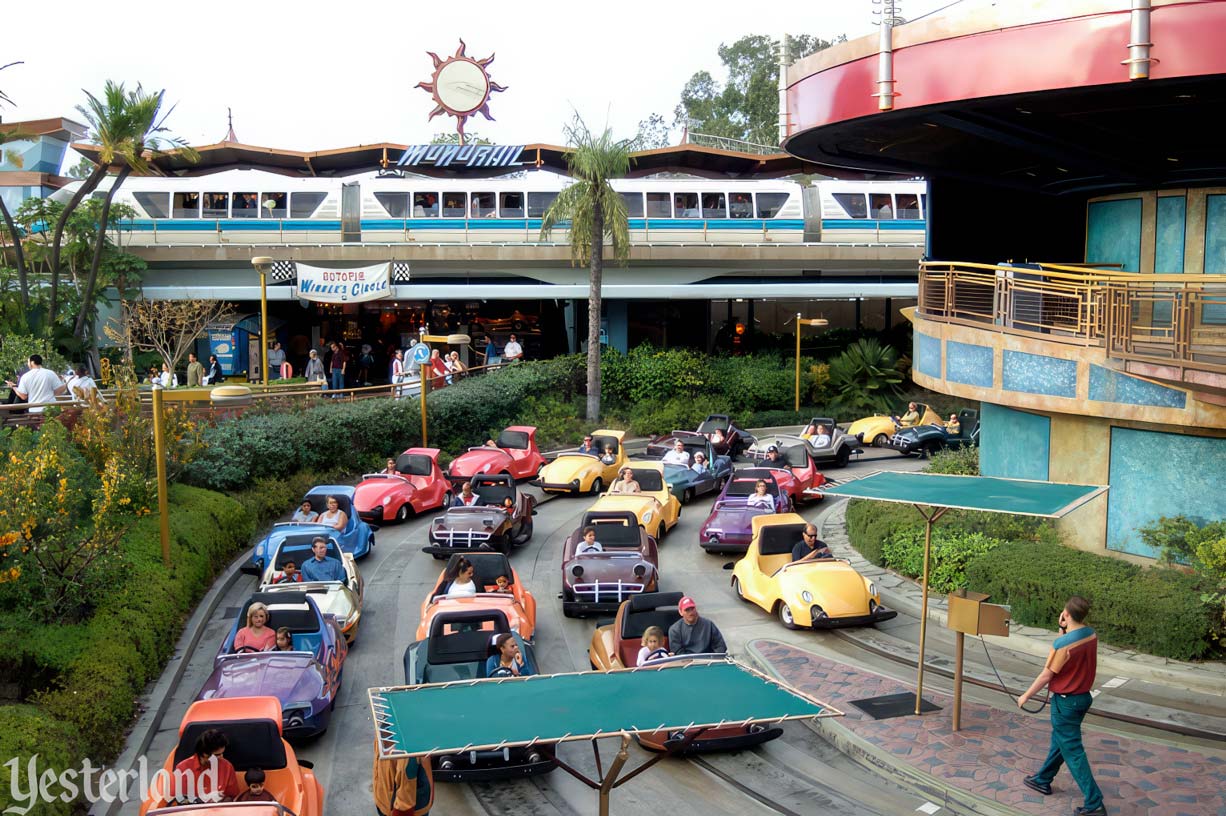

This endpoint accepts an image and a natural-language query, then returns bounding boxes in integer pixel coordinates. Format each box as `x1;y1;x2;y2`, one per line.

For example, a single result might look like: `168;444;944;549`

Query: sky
1;0;955;152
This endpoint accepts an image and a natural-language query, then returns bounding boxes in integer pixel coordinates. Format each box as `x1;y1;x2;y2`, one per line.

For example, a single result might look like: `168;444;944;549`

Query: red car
746;441;827;503
447;426;545;484
354;449;452;523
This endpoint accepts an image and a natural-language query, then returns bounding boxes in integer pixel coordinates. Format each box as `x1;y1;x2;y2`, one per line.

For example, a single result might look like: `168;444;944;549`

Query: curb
743;639;1026;816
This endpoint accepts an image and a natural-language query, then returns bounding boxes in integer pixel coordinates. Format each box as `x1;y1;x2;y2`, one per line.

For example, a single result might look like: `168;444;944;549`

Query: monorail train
54;169;926;246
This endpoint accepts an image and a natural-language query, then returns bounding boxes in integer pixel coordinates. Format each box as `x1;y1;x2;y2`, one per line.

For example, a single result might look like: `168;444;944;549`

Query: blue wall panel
1205;196;1226;323
1088;365;1186;409
979;403;1050;482
1107;428;1226;557
946;340;994;387
916;333;941;379
1086;198;1142;272
1155;195;1186;274
1002;350;1077;398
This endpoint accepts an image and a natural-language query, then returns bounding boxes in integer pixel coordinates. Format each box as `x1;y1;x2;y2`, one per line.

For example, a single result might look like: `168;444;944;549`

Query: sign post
946;589;1011;730
415;330;471;448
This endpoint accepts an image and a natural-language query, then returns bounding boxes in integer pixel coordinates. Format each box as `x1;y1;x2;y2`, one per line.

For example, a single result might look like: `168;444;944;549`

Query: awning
821;471;1106;518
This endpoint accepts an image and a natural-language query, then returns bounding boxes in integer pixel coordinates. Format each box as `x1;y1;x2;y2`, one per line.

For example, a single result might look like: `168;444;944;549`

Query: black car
889;409;980;457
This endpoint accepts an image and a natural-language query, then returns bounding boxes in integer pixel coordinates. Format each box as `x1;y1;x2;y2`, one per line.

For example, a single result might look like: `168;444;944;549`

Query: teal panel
822;471;1099;517
1205;196;1226;323
916;333;941;378
1001;350;1077;398
1086;198;1142;272
1107;428;1226;557
1088;365;1186;409
979;403;1049;482
946;340;993;387
1155;196;1186;274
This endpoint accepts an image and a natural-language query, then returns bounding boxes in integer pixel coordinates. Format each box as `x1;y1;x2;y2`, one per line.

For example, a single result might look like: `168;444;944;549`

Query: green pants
1034;691;1103;811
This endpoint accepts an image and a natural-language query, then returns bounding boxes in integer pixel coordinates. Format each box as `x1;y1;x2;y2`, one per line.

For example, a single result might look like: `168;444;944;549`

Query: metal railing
918;261;1226;375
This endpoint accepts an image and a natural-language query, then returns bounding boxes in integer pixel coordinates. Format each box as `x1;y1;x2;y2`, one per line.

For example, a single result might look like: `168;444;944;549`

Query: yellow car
731;514;896;629
587;463;681;541
535;429;627;495
847;402;942;447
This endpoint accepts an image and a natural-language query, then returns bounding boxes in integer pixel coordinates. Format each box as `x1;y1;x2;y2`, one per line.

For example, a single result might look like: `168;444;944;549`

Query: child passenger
274;627;294;652
235;768;277;802
493;575;513;594
637;626;670;666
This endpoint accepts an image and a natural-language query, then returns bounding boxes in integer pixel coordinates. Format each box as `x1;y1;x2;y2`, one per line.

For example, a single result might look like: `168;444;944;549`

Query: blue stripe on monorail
115;217;809;232
821;219;926;230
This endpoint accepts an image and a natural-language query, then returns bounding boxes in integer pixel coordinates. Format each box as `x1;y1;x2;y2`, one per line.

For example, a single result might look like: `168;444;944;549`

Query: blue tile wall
1086;198;1142;272
946;341;994;387
1088;365;1186;409
1107;428;1226;557
916;333;941;379
979;403;1050;481
1155;195;1186;274
1002;350;1077;398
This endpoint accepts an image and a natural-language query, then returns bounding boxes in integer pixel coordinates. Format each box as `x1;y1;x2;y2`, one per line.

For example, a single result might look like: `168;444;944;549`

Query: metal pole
259;270;269;387
794;312;802;412
953;586;966;731
598;735;631;816
419;373;428;448
152;385;171;569
916;509;932;714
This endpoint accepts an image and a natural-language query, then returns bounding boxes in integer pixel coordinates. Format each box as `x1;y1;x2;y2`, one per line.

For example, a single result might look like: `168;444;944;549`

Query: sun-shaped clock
416;40;506;145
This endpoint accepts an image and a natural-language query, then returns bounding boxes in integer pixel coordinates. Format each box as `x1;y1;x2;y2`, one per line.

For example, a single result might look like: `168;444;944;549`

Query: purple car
199;590;348;739
699;497;778;553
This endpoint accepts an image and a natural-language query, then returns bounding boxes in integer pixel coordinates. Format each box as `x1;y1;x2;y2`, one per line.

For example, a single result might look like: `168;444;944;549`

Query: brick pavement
752;640;1226;816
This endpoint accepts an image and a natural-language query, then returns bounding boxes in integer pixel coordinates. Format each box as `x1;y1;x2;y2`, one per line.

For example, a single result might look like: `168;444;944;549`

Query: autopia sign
296;263;391;304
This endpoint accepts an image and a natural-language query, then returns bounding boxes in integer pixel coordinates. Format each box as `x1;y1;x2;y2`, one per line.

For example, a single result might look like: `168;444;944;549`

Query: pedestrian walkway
749;639;1226;816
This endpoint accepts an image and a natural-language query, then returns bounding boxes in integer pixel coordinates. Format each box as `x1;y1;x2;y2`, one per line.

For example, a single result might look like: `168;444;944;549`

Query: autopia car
534;429;628;495
560;510;660;617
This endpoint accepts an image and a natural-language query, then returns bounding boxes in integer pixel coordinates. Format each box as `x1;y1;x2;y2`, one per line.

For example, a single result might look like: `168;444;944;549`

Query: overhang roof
821;472;1106;518
1;117;88;141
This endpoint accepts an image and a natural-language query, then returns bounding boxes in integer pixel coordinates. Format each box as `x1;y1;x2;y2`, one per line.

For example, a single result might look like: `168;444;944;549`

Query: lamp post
416;329;471;447
151;383;171;568
251;257;274;387
793;314;828;411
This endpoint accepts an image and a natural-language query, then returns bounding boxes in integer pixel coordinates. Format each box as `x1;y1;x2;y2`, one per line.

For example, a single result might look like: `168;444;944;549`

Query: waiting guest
267;342;286;380
186;353;205;387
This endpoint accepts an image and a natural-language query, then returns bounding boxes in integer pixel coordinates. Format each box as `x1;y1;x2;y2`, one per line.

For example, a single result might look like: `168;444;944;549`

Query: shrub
518;395;598;450
965;539;1219;660
881;528;1003;594
827;338;904;415
230;468;345;527
0;705;78;816
628;395;724;437
0;334;70;383
1140;516;1226;644
926;446;980;475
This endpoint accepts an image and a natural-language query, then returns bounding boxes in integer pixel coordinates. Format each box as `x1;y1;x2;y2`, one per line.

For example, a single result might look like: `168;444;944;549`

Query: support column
606;300;628;353
885;297;893;330
746;299;755;352
563;300;577;355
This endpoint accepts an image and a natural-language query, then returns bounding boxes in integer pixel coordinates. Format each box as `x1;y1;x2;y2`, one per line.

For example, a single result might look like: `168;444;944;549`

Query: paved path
751;640;1226;816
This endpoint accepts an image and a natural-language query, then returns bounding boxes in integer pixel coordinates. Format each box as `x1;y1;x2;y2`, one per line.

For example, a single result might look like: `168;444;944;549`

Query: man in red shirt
1018;596;1105;816
329;342;347;393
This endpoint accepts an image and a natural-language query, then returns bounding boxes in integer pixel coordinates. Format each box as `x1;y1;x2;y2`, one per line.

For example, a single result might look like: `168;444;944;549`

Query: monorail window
702;193;727;219
202;193;229;219
173;192;199;218
471;192;496;218
870;193;894;220
674;193;699;218
527;191;557;218
232;192;259;218
260;192;287;219
619;192;643;218
375;193;410;218
895;193;920;219
646;192;671;218
756;193;789;218
499;192;524;218
134;192;170;219
413;192;439;216
443;192;466;218
832;193;867;219
729;193;753;218
290;192;327;219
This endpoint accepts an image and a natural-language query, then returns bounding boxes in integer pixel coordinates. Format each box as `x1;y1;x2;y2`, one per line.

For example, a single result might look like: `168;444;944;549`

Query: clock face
435;60;489;115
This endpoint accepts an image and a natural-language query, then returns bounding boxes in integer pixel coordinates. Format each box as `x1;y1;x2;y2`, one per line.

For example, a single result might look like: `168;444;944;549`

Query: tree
540;117;632;421
0;60;21;107
674;34;845;147
633;113;671;149
0;123;32;309
827;337;904;415
430;131;492;145
105;298;234;374
64;155;95;179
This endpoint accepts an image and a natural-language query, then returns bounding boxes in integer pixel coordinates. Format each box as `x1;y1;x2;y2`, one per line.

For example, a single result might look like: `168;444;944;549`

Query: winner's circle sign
296;263;392;304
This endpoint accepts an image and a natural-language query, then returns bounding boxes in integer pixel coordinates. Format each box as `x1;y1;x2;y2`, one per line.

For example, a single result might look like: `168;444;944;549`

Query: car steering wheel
488;666;516;678
643;648;671;664
233;645;263;654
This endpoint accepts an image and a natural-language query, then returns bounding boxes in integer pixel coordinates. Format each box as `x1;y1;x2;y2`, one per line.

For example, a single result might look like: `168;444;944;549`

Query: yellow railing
918;261;1226;375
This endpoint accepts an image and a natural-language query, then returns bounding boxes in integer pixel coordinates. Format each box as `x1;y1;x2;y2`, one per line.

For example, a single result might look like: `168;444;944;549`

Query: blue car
244;486;375;575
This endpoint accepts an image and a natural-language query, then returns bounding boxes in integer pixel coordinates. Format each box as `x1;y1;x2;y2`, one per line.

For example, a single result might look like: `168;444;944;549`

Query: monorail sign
393;144;525;169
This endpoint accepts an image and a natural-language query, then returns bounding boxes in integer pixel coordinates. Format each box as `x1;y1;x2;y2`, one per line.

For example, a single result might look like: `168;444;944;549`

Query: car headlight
868;582;877;597
666;482;675;490
382;495;392;505
801;590;813;603
643;511;654;523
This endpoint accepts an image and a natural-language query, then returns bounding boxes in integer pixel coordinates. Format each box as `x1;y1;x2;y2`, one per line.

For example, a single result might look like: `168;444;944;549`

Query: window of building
895;193;920;219
290;192;327;218
756;192;790;218
260;192;287;219
701;193;727;219
674;193;699;218
134;192;170;219
173;192;200;218
202;193;229;219
870;193;895;220
620;192;644;218
232;192;259;218
832;193;867;219
413;192;439;216
646;192;671;218
375;193;410;218
527;191;557;218
499;192;524;217
471;192;496;218
728;193;753;218
442;192;466;218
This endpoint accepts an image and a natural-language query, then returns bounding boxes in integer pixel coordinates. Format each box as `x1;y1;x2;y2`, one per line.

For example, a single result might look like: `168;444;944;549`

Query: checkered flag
269;260;296;282
392;262;411;282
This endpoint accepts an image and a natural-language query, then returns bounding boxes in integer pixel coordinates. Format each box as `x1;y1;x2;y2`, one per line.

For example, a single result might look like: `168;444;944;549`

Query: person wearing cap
667;597;727;655
764;445;783;465
792;523;832;562
661;439;690;467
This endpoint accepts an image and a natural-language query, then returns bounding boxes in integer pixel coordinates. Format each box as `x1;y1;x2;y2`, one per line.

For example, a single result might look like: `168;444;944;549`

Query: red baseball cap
678;596;696;612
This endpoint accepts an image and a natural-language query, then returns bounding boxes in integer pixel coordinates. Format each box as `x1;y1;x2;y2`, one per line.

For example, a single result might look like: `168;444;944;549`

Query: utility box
947;590;1011;637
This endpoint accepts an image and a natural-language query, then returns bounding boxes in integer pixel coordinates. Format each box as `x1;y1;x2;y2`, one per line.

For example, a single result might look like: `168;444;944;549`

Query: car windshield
727;479;778;497
629;470;664;492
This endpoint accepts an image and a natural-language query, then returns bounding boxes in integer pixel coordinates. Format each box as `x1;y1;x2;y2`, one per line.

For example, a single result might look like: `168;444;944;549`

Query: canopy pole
598;735;631;816
914;504;948;714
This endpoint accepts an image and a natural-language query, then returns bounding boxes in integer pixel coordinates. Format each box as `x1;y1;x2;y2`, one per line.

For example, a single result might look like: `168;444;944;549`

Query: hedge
881;529;1003;595
0;705;78;816
965;540;1218;661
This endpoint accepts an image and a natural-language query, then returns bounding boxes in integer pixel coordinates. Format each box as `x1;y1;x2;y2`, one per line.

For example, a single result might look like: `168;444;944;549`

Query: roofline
2;116;88;141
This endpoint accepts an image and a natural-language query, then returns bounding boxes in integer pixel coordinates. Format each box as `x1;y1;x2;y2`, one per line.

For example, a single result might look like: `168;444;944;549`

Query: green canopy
822;471;1105;517
369;659;837;758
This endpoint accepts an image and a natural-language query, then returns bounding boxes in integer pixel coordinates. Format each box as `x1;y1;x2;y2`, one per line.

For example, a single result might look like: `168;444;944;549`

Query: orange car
416;552;537;642
141;697;323;816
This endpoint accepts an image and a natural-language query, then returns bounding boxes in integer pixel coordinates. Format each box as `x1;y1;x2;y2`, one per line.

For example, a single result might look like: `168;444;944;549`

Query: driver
301;537;346;582
637;626;670;666
382;458;397;476
453;481;480;506
610;467;641;494
811;424;832;447
668;596;727;655
792;523;832;562
662;439;691;466
485;632;534;676
764;445;783;465
577;435;598;455
577;526;603;554
946;413;961;435
900;402;921;427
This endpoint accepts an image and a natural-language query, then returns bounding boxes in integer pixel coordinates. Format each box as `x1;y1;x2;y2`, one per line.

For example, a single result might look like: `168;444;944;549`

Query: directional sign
411;343;432;365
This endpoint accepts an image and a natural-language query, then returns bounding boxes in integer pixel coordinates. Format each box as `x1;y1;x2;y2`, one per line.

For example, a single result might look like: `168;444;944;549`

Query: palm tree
540;118;632;421
69;81;196;346
0;124;32;308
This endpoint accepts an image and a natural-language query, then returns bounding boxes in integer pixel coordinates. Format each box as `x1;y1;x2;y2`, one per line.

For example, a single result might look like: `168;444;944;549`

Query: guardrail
919;261;1226;375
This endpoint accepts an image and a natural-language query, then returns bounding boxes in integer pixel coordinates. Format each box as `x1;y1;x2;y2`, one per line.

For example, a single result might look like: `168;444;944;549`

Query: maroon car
424;474;534;558
561;511;659;618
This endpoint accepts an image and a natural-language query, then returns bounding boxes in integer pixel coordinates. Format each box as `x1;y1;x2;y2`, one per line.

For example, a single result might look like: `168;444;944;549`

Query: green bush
628;395;724;437
0;705;79;816
0;334;70;383
230;468;345;527
926;446;980;475
965;539;1219;660
881;528;1003;594
518;395;602;450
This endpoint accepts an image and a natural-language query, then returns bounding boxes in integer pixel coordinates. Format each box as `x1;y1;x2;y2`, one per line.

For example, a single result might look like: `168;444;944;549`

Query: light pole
251;256;274;387
416;329;471;447
793;314;828;411
151;383;171;568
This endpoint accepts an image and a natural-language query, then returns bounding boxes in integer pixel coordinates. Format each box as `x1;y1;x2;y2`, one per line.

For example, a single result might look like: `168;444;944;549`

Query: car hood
848;416;892;435
540;455;602;481
564;552;655;584
198;654;325;703
353;479;413;508
419;595;529;640
436;508;509;531
701;505;773;535
449;449;512;477
777;561;872;617
301;585;357;621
